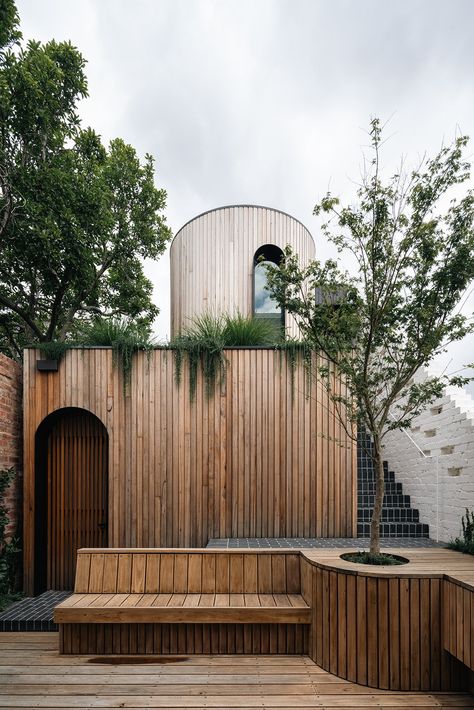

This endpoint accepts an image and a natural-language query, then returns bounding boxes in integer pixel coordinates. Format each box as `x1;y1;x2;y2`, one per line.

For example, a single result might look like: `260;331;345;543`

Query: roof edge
171;204;314;248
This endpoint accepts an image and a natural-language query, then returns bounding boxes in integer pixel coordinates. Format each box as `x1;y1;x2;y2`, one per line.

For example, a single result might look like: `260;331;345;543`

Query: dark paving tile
207;537;444;549
0;590;72;632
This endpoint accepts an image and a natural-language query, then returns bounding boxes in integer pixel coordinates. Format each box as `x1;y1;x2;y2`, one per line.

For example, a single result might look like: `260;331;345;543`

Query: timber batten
53;546;474;694
23;348;357;595
170;205;315;337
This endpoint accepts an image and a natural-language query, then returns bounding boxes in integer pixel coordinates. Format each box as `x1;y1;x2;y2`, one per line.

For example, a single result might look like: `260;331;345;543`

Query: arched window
253;244;284;335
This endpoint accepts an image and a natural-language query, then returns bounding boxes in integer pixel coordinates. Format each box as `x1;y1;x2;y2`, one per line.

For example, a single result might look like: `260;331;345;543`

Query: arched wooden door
35;408;108;591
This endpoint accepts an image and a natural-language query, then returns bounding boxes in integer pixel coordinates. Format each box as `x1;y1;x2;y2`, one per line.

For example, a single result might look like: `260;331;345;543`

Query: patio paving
207;536;444;548
0;591;70;632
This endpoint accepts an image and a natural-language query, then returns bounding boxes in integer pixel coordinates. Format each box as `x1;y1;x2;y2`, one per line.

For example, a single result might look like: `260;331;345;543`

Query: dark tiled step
358;470;395;483
358;481;403;495
358;508;420;523
358;493;411;508
0;590;71;632
357;522;429;538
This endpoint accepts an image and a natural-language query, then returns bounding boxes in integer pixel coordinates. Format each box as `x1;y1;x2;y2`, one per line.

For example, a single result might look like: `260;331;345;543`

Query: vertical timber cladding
170;206;316;339
24;348;357;594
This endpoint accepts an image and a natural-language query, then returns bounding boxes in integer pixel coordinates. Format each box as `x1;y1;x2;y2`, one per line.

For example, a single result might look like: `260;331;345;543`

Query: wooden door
46;410;108;589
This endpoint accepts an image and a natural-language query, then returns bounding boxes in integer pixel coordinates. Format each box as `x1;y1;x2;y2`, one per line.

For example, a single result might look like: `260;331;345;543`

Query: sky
16;0;474;392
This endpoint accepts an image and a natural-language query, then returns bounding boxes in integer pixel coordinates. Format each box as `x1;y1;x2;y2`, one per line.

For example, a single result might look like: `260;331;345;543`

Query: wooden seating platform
54;546;474;696
55;548;310;655
56;592;310;624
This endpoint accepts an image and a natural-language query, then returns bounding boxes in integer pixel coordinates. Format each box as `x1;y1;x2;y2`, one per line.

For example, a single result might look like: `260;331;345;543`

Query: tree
265;119;474;556
0;0;171;357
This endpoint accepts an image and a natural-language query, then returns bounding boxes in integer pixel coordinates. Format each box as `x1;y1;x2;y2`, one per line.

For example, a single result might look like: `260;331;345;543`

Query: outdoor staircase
357;429;429;538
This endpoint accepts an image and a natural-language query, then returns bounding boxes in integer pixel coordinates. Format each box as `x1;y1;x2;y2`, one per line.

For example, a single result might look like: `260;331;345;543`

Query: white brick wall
382;369;474;543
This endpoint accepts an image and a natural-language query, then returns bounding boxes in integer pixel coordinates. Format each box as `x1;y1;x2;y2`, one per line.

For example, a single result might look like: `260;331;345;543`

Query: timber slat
55;550;311;655
1;633;473;709
299;548;474;693
23;348;357;595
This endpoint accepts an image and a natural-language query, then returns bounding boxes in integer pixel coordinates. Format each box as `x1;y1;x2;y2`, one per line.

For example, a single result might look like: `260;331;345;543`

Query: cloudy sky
17;0;474;390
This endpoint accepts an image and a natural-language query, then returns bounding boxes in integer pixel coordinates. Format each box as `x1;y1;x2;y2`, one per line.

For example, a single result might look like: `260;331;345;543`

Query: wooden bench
55;548;311;654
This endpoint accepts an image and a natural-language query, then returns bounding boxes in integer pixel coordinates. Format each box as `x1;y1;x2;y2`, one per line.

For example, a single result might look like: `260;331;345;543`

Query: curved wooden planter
300;552;472;692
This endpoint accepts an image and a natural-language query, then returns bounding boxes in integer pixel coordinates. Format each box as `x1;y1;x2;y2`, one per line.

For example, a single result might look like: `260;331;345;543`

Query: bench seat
55;592;310;624
55;549;312;654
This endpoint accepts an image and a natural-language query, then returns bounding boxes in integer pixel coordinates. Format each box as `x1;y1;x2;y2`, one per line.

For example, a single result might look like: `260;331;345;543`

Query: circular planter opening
340;551;409;566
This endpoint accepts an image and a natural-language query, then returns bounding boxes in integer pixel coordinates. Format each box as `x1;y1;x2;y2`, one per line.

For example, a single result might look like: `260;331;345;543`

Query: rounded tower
170;204;315;338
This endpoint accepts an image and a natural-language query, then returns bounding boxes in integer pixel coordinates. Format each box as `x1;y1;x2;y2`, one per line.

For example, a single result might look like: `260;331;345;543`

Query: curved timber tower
170;204;315;338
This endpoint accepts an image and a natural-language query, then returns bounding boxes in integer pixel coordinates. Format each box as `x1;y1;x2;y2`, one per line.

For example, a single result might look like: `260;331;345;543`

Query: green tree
0;0;171;357
265;119;474;556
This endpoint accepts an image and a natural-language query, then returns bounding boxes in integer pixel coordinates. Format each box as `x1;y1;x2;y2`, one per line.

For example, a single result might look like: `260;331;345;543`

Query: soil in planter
340;551;409;566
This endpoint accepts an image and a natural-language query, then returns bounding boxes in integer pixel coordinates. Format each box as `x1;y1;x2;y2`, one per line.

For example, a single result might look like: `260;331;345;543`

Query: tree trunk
369;438;384;556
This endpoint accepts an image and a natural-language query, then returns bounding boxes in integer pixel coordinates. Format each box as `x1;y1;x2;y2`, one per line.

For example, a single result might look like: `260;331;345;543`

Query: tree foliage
0;0;171;357
265;119;474;555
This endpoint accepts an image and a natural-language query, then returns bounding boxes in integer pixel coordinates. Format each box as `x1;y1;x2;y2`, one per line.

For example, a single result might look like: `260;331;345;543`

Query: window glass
254;260;280;314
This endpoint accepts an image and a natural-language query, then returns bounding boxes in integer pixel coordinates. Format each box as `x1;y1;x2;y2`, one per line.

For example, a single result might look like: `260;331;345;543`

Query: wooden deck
0;633;473;708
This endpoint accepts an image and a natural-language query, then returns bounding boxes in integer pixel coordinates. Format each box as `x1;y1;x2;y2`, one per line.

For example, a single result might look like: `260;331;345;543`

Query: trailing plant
171;311;286;400
0;467;21;599
448;509;474;556
171;313;227;399
36;341;71;362
78;318;155;391
277;339;314;399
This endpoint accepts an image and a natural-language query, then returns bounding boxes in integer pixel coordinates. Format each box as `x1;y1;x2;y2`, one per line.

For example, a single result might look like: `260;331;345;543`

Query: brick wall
0;353;23;541
383;368;474;543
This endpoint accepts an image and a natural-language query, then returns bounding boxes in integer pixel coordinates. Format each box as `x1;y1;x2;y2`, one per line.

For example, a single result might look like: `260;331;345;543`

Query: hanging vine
171;339;227;401
277;339;313;401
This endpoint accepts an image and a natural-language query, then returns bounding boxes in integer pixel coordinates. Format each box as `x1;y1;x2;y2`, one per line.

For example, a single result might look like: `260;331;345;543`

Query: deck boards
0;633;472;708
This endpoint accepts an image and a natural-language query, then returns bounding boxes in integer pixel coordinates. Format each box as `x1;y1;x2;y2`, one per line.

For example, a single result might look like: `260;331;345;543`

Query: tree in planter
0;0;171;358
265;119;474;557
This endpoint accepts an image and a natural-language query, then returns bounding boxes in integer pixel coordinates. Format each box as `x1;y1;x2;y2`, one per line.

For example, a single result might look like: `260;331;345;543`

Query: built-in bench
55;548;311;654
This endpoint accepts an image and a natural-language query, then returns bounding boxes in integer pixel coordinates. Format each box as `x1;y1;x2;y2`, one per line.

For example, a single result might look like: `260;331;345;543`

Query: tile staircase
357;429;429;538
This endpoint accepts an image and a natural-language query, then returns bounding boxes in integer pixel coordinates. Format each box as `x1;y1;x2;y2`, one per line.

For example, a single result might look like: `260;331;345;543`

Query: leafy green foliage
222;312;279;345
36;340;70;362
277;339;313;398
0;1;171;358
341;551;407;566
171;311;285;399
78;318;155;391
0;0;20;51
265;118;474;554
448;509;474;555
0;468;20;597
171;313;228;400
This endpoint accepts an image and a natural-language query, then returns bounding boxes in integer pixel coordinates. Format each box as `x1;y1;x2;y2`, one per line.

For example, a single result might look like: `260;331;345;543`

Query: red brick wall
0;353;22;540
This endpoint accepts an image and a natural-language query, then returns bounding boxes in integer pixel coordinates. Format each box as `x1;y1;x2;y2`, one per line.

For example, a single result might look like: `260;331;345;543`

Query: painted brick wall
383;369;474;543
0;353;23;540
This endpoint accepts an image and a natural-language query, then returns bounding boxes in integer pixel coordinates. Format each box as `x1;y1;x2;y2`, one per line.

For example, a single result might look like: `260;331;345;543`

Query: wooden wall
444;576;473;673
23;347;356;594
300;556;470;692
170;205;315;337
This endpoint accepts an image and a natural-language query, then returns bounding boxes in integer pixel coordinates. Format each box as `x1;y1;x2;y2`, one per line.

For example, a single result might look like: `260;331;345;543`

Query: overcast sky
16;0;474;392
